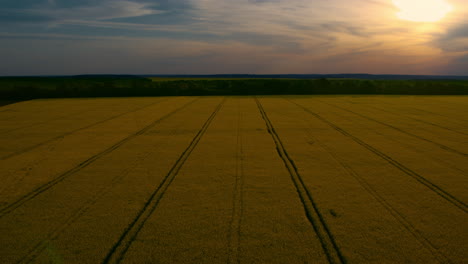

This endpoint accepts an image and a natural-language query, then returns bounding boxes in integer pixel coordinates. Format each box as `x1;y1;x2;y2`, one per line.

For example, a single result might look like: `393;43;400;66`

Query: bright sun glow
392;0;453;22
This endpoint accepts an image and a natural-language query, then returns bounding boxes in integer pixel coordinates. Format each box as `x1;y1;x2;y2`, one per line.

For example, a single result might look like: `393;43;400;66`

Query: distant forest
0;76;467;100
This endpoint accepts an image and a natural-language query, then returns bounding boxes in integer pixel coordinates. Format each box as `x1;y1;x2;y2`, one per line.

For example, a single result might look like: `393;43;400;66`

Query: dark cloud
141;0;194;11
106;0;196;25
319;22;370;38
436;23;468;52
443;23;468;40
0;9;54;23
0;0;48;9
248;0;282;3
433;21;468;74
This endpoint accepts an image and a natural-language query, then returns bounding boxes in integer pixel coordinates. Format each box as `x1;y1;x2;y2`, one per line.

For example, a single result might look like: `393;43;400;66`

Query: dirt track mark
307;131;451;264
0;102;106;134
255;97;346;264
227;99;245;264
0;98;199;218
0;98;168;161
102;98;226;264
289;99;468;214
318;100;467;157
403;107;468;124
15;160;145;264
356;103;468;136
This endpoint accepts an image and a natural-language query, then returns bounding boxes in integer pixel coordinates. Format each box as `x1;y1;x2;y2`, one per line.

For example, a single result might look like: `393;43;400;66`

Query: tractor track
14;101;198;264
255;97;346;264
0;99;133;134
101;98;226;264
353;102;468;136
0;98;199;218
318;100;467;157
404;107;468;124
288;99;468;214
305;130;452;264
0;98;169;161
15;161;143;264
227;98;245;264
324;101;468;175
0;108;88;133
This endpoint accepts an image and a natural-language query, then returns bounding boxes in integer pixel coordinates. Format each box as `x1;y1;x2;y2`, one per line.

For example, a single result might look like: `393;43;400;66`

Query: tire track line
228;99;245;264
317;100;467;157
0;98;200;218
255;97;346;264
288;99;468;213
15;106;196;264
0;100;118;134
0;110;85;134
334;102;468;175
401;107;468;128
0;98;169;197
306;131;451;263
102;98;226;264
0;98;169;161
16;162;142;264
355;103;468;136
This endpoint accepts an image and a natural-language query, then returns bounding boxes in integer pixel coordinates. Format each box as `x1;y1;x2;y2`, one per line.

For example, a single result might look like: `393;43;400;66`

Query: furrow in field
102;98;226;264
261;97;465;262
0;98;192;205
0;109;90;135
15;162;141;264
255;97;345;264
0;97;222;264
310;135;451;263
313;98;468;174
227;99;245;264
16;97;217;262
341;96;468;125
14;98;192;262
120;97;329;263
395;101;468;123
403;107;467;123
318;100;467;157
0;98;168;161
0;98;166;158
0;98;132;131
0;99;121;135
0;98;199;218
288;99;467;213
0;99;85;122
358;103;468;136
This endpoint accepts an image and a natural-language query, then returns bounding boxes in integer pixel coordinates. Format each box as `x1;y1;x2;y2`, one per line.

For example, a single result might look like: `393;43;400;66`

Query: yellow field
0;96;466;263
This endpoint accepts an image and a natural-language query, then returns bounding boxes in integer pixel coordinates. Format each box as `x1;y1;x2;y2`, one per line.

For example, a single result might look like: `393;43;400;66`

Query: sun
392;0;453;22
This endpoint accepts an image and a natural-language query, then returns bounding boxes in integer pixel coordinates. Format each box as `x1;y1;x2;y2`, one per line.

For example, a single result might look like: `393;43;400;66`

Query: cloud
436;23;468;52
0;9;53;23
1;0;467;75
46;1;161;21
0;0;162;25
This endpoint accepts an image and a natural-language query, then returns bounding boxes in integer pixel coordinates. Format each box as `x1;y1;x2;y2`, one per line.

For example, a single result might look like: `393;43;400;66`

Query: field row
0;96;466;263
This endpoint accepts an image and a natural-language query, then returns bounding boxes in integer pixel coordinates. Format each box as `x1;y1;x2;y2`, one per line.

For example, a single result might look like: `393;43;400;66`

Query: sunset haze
1;0;467;75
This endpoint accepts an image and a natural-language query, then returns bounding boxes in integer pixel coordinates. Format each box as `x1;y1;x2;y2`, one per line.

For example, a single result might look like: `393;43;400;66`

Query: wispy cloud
1;0;468;75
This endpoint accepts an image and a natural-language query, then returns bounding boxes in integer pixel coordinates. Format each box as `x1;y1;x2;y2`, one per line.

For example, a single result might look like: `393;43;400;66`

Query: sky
0;0;467;76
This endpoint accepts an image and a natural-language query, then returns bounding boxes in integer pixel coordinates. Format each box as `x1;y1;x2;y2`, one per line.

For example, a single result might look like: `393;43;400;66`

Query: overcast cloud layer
1;0;467;75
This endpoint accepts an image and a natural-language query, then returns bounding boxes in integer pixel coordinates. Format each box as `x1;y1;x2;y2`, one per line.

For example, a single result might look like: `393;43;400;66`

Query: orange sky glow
0;0;467;75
